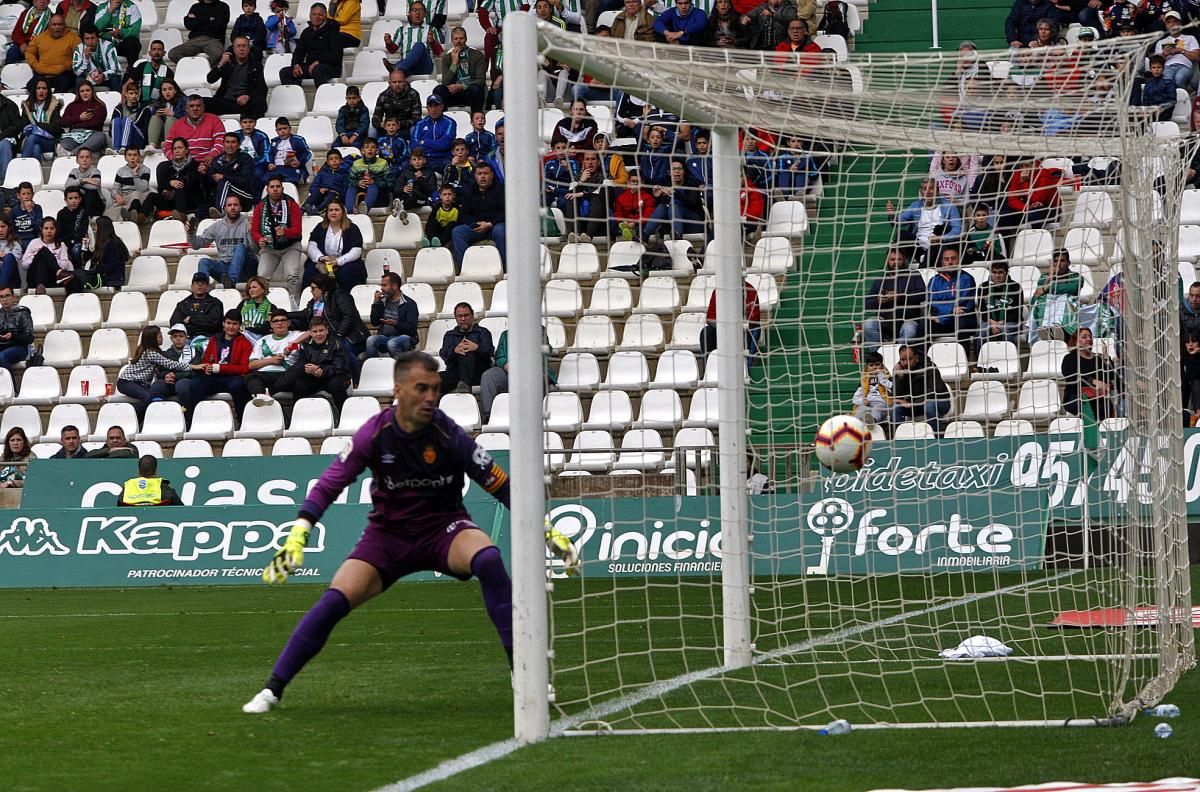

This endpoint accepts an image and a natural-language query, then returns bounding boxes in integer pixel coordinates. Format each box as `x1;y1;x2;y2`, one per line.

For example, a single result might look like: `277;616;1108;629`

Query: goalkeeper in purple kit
243;351;578;714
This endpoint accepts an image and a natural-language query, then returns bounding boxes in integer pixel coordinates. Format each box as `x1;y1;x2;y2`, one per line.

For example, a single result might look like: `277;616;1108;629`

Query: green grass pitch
2;572;1197;791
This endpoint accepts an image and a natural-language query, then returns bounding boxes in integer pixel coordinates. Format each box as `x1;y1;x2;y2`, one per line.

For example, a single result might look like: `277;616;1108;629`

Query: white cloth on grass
939;635;1013;659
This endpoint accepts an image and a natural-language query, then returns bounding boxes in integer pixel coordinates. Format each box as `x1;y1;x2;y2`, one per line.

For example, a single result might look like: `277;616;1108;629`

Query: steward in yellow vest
118;455;182;506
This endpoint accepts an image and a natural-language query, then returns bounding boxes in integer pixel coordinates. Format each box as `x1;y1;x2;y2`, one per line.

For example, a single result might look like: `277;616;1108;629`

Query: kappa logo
381;453;396;464
0;517;69;556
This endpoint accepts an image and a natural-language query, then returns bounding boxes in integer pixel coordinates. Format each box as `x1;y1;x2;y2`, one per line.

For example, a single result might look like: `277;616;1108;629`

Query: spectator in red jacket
5;0;54;65
740;176;767;237
996;158;1061;250
612;170;656;241
701;279;761;366
177;309;253;420
250;175;304;302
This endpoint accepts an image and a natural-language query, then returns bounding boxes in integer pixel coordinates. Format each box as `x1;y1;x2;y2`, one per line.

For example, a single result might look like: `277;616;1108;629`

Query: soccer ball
814;415;871;473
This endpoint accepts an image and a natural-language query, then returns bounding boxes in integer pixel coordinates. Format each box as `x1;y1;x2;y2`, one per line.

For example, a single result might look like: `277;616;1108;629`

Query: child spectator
464;111;496;162
266;117;311;185
441;138;474;198
741;131;772;191
685;130;712;198
349;138;393;213
978;260;1022;351
336;85;370;149
66;148;105;217
392;146;439;219
961;204;1003;264
376;115;409;171
147;78;185;151
851;351;892;428
111;80;151;153
57;187;91;266
773;133;820;199
231;0;268;55
265;0;297;54
1135;54;1177;122
543;140;575;209
9;183;42;248
423;184;458;247
612;170;655;241
638;126;672;188
108;146;152;223
303;149;349;215
236;114;271;188
592;132;627;185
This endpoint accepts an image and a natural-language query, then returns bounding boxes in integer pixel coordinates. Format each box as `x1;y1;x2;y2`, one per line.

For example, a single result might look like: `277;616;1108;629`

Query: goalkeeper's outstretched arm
263;421;373;584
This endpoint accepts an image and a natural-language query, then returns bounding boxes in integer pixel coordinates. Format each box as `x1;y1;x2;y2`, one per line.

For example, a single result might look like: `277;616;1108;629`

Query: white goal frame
502;13;1194;743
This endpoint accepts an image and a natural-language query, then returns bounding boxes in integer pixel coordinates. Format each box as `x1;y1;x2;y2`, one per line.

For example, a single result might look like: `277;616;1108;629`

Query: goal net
502;17;1195;735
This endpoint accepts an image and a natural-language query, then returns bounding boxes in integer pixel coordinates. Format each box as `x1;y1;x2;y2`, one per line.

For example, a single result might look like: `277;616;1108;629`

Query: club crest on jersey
423;445;437;464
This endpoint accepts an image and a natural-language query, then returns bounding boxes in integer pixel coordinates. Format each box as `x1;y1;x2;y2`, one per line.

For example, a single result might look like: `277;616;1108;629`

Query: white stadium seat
137;401;186;441
187;400;235;441
235;401;286;439
57;293;103;331
172;439;215;458
272;437;314;455
600;350;650;391
43;403;91;443
88;403;138;443
557;352;602;391
42;329;83;368
285;398;336;438
586;278;633;316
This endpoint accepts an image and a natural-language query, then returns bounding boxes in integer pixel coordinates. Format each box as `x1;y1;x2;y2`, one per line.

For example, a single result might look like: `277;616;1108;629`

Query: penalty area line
375;569;1081;791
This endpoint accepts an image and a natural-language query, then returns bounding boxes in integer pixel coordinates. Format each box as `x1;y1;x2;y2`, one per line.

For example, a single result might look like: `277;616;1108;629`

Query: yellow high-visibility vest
122;476;164;506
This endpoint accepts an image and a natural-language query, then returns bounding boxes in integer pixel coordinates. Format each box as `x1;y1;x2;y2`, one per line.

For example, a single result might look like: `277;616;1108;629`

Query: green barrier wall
2;432;1184;588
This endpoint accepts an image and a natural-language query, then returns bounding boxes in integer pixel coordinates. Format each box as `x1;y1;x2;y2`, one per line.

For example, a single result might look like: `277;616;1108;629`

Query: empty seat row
895;416;1129;440
475;426;718;473
877;339;1100;384
2;395;386;445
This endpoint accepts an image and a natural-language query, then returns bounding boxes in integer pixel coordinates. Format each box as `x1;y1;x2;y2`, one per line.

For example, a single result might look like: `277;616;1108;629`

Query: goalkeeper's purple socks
266;587;351;697
471;546;514;669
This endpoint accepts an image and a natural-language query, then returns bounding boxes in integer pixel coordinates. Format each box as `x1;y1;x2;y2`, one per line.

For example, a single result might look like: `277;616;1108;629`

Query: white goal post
503;13;1195;743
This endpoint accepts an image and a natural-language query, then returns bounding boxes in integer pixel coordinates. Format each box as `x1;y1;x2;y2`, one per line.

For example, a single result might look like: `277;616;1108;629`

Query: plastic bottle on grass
1154;723;1173;739
1145;704;1180;718
818;719;851;736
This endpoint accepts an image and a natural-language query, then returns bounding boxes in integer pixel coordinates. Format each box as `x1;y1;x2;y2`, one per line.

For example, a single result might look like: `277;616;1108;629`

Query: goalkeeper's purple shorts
348;519;480;588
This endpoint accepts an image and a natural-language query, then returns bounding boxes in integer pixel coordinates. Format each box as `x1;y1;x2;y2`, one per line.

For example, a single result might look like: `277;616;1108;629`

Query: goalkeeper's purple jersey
299;407;510;533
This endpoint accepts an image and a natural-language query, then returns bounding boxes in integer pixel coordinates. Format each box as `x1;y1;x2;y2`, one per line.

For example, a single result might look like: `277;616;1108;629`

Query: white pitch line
375;569;1083;792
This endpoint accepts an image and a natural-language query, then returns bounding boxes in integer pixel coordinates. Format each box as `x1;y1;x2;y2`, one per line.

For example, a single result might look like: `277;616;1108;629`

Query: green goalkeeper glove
264;519;312;585
545;519;580;577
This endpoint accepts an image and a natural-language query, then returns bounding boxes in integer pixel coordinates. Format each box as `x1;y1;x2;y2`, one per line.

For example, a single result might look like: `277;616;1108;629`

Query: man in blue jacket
654;0;708;44
410;94;457;171
862;247;925;353
927;247;977;353
885;177;961;267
